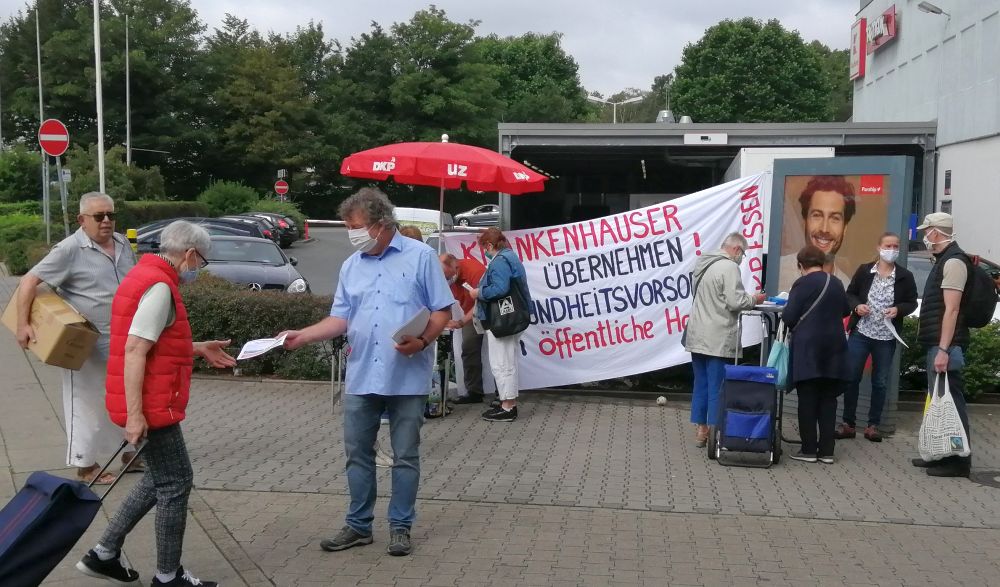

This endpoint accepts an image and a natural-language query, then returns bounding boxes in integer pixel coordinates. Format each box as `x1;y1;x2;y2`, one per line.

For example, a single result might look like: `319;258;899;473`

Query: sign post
38;119;70;239
274;179;289;202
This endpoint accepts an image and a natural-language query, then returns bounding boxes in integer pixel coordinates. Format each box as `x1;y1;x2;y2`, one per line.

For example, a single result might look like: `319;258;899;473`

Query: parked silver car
454;204;499;226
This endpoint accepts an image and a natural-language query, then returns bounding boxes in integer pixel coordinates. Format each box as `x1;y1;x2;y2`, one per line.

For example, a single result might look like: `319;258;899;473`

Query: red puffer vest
106;255;193;429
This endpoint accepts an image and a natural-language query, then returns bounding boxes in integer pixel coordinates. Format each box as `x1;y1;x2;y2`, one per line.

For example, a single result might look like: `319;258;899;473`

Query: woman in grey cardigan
683;233;764;446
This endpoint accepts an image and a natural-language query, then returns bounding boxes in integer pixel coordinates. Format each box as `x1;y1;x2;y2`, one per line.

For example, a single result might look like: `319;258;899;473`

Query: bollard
303;219;310;240
126;228;138;253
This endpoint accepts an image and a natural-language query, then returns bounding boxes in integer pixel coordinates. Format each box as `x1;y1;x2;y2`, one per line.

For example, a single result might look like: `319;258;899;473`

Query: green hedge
899;317;1000;400
197;181;260;217
0;213;48;275
117;200;210;232
181;274;335;379
0;201;42;216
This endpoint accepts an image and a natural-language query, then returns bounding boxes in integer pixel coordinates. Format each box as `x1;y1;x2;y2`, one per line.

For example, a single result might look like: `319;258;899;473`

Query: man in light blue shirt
283;188;453;557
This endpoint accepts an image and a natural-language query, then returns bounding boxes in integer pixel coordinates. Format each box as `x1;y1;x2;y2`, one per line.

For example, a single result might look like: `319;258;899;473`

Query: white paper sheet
883;316;909;348
237;333;288;360
391;308;430;344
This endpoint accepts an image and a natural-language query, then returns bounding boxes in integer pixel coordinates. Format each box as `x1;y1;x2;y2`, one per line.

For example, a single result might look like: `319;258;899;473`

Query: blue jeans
925;346;971;467
343;394;426;534
690;353;727;426
842;332;897;426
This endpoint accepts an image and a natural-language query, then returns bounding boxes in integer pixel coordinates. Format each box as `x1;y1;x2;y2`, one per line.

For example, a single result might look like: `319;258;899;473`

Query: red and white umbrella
340;135;548;196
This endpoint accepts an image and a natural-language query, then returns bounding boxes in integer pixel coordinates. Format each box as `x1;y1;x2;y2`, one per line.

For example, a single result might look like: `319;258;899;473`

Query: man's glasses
83;212;116;222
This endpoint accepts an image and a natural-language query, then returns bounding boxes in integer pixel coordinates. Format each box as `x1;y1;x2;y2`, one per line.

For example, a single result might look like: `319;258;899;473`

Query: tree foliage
0;146;41;202
197;180;260;216
670;18;833;123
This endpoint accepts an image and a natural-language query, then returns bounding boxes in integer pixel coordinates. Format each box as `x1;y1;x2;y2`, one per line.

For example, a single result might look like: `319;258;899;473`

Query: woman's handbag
484;282;530;337
918;373;972;461
765;324;790;390
483;255;531;338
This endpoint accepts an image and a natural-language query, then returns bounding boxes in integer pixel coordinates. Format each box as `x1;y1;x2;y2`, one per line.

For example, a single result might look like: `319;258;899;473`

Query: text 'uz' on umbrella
339;137;548;195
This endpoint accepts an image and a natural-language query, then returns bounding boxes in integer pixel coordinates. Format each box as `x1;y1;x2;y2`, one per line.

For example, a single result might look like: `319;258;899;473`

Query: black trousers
796;378;841;457
461;322;485;396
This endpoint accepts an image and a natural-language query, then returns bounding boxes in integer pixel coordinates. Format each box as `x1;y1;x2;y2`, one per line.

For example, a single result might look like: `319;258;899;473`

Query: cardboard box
2;285;99;370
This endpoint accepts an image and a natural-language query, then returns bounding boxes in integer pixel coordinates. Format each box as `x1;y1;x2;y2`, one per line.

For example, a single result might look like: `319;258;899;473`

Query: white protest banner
442;173;767;390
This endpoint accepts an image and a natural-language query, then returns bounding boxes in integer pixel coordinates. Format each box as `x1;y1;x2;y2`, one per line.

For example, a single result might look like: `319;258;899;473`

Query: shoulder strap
797;273;831;325
692;257;729;298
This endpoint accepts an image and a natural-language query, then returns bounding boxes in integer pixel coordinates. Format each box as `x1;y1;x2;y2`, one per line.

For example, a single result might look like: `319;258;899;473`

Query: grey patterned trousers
99;423;193;573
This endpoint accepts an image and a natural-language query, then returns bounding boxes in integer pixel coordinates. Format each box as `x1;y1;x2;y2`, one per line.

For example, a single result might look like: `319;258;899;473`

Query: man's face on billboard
804;190;848;255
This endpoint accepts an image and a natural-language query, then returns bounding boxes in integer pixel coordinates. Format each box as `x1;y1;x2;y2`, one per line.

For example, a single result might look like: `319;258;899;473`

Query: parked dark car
906;250;1000;321
136;217;263;253
247;212;299;248
454;204;499;226
203;236;310;293
221;215;281;245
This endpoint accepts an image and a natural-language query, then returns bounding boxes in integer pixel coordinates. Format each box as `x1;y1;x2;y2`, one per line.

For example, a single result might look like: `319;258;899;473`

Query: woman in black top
782;245;851;464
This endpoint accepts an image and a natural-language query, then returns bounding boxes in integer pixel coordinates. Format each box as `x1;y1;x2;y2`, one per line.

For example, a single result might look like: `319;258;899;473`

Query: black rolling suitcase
0;441;142;587
707;365;783;467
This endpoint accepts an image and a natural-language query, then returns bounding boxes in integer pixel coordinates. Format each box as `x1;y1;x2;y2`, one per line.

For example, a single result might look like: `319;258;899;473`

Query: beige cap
917;212;954;230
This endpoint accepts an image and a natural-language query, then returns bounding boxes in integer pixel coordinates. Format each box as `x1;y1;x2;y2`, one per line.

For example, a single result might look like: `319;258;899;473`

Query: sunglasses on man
82;212;116;222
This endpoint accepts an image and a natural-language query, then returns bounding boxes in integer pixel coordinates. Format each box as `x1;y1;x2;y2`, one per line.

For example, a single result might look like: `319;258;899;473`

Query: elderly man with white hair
75;220;236;587
683;232;766;447
16;192;138;484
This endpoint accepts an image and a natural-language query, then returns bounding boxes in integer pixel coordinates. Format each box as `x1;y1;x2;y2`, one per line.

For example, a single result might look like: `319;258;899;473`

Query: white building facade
851;0;1000;258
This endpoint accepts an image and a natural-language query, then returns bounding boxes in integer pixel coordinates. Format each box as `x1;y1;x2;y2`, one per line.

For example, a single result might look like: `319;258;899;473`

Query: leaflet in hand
883;316;909;348
392;308;430;344
237;333;288;361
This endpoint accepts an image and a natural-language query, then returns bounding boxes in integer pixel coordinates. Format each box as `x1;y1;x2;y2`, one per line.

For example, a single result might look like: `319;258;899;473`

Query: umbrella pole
438;180;445;253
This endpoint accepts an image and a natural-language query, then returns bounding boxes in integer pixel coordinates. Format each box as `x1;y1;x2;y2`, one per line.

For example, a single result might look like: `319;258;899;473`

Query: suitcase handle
87;440;147;501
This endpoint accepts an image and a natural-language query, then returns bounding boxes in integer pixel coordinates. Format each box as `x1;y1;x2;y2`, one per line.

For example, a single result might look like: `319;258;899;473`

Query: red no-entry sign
274;180;289;195
38;119;70;157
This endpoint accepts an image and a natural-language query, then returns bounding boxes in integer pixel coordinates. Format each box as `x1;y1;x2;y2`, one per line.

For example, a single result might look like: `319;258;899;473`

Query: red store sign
866;5;898;54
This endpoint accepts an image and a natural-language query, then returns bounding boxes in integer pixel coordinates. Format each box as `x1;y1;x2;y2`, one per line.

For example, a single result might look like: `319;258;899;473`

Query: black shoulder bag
483;256;531;338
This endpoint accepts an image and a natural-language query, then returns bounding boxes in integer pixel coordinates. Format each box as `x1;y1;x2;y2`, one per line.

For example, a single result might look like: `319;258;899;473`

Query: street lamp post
586;95;643;124
93;0;106;192
36;2;50;244
124;13;130;165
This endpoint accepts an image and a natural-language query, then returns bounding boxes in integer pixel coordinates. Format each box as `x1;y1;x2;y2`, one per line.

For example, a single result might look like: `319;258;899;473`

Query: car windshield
907;255;934;293
208;240;286;265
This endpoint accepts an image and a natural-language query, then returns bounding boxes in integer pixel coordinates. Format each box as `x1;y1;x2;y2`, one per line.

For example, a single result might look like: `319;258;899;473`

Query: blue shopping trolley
707;365;783;467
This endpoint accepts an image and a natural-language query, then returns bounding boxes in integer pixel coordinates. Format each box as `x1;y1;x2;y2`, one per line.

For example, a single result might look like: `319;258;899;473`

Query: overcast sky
3;0;858;95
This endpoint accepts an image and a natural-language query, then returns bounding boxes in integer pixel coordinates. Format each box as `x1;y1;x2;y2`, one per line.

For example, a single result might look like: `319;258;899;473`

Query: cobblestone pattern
184;380;1000;529
201;489;1000;587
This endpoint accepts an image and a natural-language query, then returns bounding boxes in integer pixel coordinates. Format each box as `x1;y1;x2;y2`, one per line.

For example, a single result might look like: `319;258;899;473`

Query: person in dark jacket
837;232;918;442
783;245;851;464
912;212;973;478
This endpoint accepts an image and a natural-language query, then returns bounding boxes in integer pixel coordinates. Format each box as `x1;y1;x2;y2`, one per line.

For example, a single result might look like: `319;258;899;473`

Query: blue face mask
180;270;198;284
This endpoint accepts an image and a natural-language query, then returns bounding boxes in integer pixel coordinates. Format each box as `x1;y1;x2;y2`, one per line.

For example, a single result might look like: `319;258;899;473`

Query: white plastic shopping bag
918;373;972;462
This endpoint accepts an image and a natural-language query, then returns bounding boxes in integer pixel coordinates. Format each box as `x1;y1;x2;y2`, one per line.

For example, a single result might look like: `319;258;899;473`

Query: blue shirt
331;231;456;395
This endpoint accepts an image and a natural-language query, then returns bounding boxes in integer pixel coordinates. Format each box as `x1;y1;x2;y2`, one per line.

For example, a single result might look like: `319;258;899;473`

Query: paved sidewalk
4;270;1000;586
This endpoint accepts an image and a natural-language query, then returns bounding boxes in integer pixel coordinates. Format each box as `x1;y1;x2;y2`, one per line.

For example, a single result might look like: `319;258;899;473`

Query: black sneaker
75;550;140;585
912;458;933;468
489;397;501;409
387;527;412;556
150;566;216;587
482;406;517;422
320;526;373;552
790;451;817;463
453;394;483;405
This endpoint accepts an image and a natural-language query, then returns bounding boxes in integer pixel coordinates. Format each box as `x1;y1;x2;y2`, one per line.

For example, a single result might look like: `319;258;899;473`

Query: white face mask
348;225;379;253
879;248;899;263
922;229;954;251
